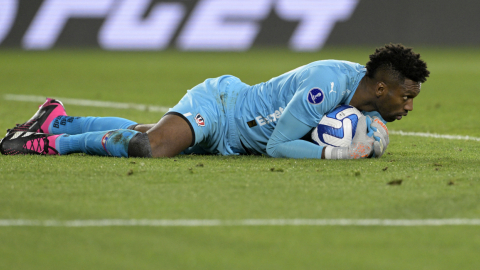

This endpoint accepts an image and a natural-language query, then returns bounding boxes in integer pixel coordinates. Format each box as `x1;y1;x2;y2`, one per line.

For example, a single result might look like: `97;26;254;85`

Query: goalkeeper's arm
266;111;325;159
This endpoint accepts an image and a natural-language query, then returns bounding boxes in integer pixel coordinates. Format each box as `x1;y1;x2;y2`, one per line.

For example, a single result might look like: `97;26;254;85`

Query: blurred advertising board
1;0;478;50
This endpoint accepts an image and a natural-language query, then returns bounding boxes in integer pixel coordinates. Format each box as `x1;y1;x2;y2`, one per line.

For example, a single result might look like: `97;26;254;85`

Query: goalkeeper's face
378;79;421;122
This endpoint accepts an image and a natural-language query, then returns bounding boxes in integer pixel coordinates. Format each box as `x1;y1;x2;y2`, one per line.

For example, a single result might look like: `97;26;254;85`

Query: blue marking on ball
312;105;363;147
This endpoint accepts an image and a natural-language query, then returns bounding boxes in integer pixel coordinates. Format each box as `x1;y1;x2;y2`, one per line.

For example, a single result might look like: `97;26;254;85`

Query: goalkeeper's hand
324;115;375;159
367;116;389;158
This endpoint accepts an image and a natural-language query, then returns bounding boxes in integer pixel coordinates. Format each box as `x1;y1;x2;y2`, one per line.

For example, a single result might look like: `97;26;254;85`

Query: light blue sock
49;116;137;135
56;129;140;157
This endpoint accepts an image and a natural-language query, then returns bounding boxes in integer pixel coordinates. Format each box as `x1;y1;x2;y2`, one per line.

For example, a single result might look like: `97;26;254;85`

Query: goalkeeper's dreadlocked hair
366;43;430;84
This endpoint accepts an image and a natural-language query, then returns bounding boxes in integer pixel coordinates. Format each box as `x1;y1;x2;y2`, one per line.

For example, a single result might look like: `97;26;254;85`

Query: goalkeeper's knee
128;133;152;158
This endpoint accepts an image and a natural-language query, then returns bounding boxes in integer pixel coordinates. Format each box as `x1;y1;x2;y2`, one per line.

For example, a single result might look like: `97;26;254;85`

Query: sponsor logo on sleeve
307;88;324;105
195;113;205;127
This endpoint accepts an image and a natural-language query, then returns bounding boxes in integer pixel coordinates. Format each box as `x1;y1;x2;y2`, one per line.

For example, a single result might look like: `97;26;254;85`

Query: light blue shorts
165;75;248;155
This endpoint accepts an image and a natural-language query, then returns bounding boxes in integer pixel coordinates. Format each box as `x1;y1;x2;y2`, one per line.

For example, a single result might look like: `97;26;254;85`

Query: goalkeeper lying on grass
1;44;429;159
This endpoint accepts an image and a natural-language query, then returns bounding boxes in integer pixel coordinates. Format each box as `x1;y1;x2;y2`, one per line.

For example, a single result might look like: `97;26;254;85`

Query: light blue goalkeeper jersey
234;60;381;157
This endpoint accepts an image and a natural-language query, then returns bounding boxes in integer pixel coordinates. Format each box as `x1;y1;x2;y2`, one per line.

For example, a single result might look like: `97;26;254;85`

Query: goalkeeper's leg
1;129;146;157
6;98;142;135
64;114;190;157
49;116;139;135
55;114;192;157
2;114;192;158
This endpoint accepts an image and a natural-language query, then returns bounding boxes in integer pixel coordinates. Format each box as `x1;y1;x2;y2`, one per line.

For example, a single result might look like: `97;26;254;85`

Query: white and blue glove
325;115;375;159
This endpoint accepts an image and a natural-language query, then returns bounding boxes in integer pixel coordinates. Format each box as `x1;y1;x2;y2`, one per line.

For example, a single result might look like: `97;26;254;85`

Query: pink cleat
6;98;67;135
0;132;60;155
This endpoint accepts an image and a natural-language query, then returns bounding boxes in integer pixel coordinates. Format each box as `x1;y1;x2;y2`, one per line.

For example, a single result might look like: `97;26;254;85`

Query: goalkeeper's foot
0;132;60;155
6;98;67;135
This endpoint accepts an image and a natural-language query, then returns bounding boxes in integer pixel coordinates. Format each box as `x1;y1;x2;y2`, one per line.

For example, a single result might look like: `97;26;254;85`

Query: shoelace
25;136;49;154
7;121;34;133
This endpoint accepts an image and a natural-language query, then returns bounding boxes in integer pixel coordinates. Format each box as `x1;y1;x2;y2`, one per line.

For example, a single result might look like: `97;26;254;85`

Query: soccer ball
311;105;363;147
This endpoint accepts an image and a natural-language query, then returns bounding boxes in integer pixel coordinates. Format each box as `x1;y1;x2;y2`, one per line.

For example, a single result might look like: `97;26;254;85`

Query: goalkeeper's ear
375;81;388;97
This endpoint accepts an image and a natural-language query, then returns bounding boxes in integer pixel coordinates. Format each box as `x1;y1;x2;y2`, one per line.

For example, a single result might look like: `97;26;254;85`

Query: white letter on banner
276;0;359;51
99;0;185;50
177;0;272;51
22;0;114;50
0;0;18;44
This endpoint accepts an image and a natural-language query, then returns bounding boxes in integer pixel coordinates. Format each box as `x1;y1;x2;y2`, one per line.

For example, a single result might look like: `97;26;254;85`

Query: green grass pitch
0;47;480;269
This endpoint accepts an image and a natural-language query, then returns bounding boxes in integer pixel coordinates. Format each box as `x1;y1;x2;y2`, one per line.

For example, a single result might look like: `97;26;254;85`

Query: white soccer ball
311;105;363;147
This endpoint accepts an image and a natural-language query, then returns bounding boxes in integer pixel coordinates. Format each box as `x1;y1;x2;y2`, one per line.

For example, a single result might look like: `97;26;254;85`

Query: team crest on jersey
195;113;205;127
307;88;325;105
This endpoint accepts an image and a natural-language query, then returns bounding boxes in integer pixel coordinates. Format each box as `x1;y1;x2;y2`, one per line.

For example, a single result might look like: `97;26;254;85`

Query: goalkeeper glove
367;116;389;158
324;115;375;159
